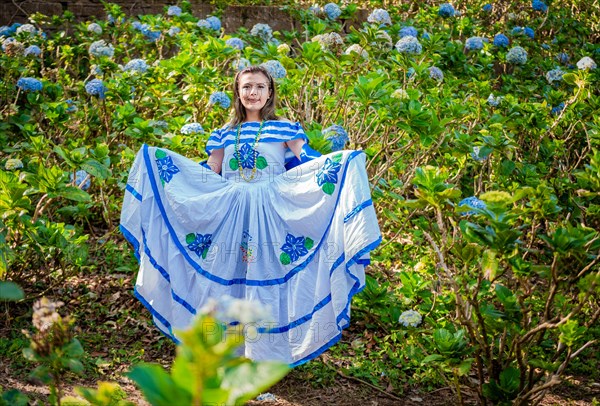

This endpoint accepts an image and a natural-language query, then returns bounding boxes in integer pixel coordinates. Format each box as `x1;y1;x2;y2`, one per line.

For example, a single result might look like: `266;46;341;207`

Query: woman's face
238;72;271;116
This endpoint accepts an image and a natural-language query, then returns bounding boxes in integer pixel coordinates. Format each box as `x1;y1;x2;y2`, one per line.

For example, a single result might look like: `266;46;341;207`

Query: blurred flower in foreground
323;125;349;151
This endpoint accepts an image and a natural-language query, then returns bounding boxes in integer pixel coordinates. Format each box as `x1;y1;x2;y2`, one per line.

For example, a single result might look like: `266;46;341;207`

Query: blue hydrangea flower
233;58;251;71
482;3;492;12
16;24;36;36
406;67;416;78
395;36;422;54
511;26;524;36
309;4;321;15
323;125;349;151
532;0;548;12
262;60;286;79
89;40;114;58
24;45;41;56
85;79;106;99
438;3;455;18
471;146;489;162
209;91;231;109
250;23;273;42
422;31;431;40
551;102;565;115
0;25;15;37
71;169;91;190
316;157;342;187
323;3;342;20
556;52;569;64
234;143;260;169
197;19;213;30
87;23;102;35
181;123;204;135
226;37;245;50
5;158;23;171
206;16;221;31
143;28;161;41
545;68;564;84
16;77;43;92
487;93;502;107
399;26;418;38
493;33;509;47
459;196;486;215
541;43;550;50
429;66;444;81
156;155;180;183
465;36;484;51
576;56;597;70
132;21;143;30
256;393;277;402
280;233;309;263
524;26;535;39
167;5;182;16
398;310;422;327
506;46;527;64
167;26;180;36
368;9;392;26
122;58;148;74
187;233;212;258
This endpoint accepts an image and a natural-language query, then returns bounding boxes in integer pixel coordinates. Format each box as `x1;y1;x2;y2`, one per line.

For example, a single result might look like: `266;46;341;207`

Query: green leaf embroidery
202;248;208;260
256;156;268;169
322;182;335;195
155;149;167;159
280;252;291;265
186;233;196;244
304;237;314;250
229;158;239;170
332;153;343;163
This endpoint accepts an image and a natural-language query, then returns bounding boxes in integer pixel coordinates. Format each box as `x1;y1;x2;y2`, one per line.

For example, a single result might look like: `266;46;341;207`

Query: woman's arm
285;138;306;160
206;148;224;174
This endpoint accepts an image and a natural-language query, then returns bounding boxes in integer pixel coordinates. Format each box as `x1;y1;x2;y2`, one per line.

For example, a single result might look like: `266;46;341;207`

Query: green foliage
1;0;599;404
127;314;290;405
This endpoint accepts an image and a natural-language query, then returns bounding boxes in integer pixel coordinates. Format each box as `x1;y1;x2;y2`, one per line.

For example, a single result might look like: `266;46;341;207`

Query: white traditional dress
120;120;381;366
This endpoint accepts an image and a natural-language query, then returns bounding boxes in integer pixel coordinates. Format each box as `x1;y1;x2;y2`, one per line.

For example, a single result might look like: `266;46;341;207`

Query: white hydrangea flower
576;56;597;70
344;44;368;59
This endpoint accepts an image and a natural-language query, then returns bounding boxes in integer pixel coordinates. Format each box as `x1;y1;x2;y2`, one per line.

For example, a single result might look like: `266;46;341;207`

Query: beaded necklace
235;120;265;182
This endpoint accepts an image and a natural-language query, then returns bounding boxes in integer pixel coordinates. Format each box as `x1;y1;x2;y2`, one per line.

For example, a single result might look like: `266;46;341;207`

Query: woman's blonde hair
228;65;279;127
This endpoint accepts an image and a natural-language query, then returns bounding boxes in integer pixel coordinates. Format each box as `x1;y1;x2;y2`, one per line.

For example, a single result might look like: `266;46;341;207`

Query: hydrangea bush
1;1;599;405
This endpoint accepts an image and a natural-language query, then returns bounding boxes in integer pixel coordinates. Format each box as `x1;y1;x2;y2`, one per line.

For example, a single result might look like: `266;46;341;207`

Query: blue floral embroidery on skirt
186;233;213;259
315;153;343;195
280;233;314;265
155;149;180;184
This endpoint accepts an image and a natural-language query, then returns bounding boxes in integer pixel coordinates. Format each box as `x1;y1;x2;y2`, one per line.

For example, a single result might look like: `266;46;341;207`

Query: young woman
120;65;381;366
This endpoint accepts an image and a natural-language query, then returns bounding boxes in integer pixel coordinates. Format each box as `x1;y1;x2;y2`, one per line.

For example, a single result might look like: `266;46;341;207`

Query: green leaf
155;149;167;159
422;354;444;363
457;358;474;376
256;156;268;169
67;359;84;374
58;187;91;202
222;360;290;404
81;159;111;180
562;72;576;85
127;364;192;406
64;338;84;357
322;182;335;195
280;252;291;265
499;366;520;395
332;153;343;163
481;250;498;279
229;158;239;170
186;233;196;244
0;281;24;301
304;237;314;250
1;389;29;406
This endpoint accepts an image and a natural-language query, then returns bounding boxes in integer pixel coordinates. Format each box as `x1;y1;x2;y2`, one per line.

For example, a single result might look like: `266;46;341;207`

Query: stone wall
1;1;366;33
